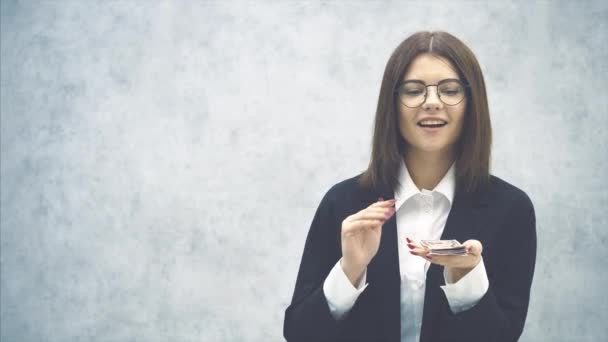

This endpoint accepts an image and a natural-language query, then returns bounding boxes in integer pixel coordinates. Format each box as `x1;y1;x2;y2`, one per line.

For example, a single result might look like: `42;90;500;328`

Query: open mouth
417;120;447;128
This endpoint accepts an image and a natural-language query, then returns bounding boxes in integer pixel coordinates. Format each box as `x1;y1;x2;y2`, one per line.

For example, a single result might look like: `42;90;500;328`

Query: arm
283;189;359;341
441;256;490;313
323;258;369;320
434;192;537;342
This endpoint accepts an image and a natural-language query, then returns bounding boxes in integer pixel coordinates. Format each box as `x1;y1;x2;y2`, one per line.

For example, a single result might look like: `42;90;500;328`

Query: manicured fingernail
406;237;412;242
407;243;414;249
409;251;416;255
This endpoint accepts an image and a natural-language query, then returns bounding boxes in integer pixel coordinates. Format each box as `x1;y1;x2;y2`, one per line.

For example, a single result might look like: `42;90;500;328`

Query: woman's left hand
407;237;483;280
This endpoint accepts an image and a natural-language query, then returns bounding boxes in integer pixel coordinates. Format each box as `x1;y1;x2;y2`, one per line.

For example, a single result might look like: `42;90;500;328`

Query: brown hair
358;31;492;195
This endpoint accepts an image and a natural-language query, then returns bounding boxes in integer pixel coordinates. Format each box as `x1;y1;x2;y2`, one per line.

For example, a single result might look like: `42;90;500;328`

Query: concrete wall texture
1;1;607;341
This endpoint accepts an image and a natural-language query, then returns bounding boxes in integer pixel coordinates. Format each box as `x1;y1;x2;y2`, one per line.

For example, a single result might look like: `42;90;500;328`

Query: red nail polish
406;237;412;242
409;251;416;255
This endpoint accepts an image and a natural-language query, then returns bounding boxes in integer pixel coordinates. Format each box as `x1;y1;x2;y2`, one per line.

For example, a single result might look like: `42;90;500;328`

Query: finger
421;251;454;264
408;246;428;256
369;199;396;209
406;238;426;251
365;207;394;215
406;239;434;261
424;254;471;268
409;249;435;263
352;208;394;222
346;207;386;222
352;207;395;220
364;207;395;215
367;203;395;213
462;239;483;255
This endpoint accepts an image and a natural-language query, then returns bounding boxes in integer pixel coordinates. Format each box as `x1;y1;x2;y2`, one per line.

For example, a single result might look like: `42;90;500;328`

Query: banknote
419;239;467;255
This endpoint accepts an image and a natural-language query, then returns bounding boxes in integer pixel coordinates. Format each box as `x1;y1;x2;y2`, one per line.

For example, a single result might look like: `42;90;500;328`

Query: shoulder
484;174;535;215
323;172;371;200
483;175;537;249
317;172;372;213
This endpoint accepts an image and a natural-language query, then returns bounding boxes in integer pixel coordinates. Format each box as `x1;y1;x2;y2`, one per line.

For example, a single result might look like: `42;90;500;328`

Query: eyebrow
402;78;462;84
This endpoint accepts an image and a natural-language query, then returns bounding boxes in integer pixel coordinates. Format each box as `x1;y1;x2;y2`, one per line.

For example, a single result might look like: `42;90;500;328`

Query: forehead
403;53;460;83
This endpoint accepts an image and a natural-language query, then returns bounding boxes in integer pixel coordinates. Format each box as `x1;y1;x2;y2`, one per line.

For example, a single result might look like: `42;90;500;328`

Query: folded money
420;239;467;255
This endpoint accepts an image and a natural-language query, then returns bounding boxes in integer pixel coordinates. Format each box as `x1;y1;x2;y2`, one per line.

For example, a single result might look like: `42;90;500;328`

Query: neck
404;148;455;191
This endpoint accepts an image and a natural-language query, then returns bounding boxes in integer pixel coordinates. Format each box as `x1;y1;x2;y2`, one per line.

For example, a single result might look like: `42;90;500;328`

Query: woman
283;31;536;342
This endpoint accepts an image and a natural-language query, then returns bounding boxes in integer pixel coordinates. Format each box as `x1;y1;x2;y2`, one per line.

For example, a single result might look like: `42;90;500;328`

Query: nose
422;85;443;110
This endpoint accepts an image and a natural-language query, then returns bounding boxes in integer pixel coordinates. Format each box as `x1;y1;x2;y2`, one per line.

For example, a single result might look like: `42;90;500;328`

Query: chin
420;146;448;153
409;142;454;154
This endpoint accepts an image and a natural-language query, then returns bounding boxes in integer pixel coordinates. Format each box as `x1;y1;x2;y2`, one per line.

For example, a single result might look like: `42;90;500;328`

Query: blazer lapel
419;189;487;341
360;188;401;342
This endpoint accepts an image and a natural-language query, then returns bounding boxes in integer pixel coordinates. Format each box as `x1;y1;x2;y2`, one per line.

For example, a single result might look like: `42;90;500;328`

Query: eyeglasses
395;78;470;108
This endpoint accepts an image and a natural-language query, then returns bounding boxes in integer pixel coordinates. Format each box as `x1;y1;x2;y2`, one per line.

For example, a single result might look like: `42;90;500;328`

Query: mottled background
1;0;606;341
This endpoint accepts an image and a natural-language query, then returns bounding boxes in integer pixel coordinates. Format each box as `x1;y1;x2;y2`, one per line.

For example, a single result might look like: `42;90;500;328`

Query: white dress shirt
323;159;489;342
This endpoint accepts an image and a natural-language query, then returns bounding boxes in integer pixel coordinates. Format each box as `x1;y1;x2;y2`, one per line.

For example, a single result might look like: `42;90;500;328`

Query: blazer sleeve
283;188;359;342
434;190;537;342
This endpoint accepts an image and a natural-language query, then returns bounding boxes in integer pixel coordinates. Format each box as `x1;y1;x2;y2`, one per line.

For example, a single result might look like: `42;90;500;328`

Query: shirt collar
394;158;456;210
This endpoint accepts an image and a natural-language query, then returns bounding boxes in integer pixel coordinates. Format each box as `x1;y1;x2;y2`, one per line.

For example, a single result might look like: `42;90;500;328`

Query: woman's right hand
340;198;396;285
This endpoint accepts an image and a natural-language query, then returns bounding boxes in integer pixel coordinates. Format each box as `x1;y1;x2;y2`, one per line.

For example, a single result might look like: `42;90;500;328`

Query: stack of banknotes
420;240;467;255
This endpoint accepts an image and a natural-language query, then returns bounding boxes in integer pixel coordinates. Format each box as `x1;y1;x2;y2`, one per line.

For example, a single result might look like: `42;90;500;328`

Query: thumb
463;239;483;256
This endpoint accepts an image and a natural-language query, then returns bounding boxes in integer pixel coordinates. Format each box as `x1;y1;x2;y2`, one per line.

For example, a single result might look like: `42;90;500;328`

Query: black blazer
284;173;536;342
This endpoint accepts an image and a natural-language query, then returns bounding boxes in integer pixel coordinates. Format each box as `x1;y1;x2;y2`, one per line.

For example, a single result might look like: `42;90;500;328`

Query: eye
440;88;462;96
404;89;424;96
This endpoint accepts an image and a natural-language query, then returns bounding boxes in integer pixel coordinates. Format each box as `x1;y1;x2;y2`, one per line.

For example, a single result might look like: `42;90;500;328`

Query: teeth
420;120;445;125
418;120;447;126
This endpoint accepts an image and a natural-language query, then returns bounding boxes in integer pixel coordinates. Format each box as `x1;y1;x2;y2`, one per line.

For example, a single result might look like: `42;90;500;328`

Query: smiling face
397;53;467;158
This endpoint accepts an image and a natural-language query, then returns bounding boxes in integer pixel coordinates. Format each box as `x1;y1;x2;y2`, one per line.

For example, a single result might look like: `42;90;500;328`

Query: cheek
448;106;467;135
398;107;417;124
398;109;417;135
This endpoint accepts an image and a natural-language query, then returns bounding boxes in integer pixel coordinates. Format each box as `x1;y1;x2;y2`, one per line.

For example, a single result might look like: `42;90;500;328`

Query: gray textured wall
1;1;606;341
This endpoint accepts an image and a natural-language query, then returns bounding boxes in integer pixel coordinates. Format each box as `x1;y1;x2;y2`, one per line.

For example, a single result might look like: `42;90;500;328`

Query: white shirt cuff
322;258;369;320
440;256;489;313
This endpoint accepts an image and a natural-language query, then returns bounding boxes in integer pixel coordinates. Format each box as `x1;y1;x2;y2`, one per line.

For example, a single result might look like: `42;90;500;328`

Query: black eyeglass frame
394;78;471;108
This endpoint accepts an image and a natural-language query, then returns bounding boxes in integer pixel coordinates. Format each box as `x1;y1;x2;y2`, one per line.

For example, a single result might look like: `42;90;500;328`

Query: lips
417;121;447;128
417;117;448;128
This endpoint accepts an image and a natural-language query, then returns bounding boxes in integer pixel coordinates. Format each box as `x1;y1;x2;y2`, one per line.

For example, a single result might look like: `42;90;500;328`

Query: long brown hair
358;31;492;195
